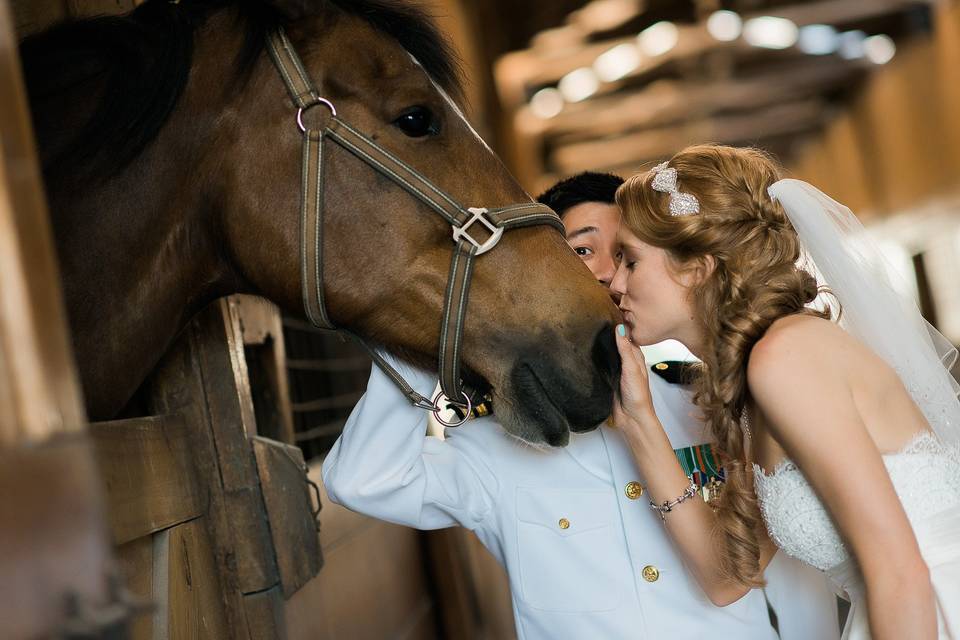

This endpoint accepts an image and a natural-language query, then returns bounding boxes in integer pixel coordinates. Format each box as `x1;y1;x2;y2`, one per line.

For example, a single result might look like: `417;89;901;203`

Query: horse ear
268;0;316;20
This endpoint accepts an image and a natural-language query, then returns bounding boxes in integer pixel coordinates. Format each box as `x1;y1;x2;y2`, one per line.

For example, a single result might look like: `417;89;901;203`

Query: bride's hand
611;324;658;432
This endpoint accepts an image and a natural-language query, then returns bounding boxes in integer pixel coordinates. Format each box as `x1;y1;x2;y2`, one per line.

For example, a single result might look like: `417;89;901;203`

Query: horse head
24;0;621;446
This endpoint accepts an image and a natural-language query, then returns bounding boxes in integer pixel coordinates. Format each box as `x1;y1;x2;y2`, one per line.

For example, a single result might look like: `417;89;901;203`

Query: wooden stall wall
790;1;960;217
0;0;116;636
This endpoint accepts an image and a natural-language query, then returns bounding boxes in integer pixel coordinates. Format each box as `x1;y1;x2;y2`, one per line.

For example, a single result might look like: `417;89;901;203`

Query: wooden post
0;1;114;637
148;300;283;637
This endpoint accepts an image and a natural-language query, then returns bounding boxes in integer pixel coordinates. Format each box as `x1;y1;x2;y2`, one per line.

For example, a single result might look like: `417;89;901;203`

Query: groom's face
561;201;621;297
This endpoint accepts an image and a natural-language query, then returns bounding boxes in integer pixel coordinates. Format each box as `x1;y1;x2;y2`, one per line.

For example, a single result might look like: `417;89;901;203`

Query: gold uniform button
558;518;570;530
625;481;644;500
642;565;660;582
655;362;669;371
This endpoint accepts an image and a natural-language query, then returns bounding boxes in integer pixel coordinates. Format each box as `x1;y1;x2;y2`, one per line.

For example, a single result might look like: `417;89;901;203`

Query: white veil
767;179;960;447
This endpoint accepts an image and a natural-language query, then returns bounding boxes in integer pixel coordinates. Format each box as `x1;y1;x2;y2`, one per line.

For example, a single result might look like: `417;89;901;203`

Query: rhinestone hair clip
651;161;700;216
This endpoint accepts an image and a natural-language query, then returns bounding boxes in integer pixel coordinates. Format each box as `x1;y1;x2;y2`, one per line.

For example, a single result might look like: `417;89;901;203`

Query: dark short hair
536;171;625;218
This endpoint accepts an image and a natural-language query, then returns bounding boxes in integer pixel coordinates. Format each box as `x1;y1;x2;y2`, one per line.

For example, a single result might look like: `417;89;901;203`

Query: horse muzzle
503;324;620;446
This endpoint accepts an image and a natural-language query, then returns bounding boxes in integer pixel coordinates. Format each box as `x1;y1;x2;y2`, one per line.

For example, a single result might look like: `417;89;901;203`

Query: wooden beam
549;98;827;174
538;56;866;144
89;414;205;545
761;0;931;29
495;0;926;109
164;520;231;639
0;435;112;638
252;436;321;599
0;0;86;445
232;295;295;445
149;301;282;636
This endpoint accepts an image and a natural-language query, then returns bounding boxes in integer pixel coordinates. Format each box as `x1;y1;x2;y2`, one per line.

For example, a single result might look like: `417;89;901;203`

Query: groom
322;172;839;639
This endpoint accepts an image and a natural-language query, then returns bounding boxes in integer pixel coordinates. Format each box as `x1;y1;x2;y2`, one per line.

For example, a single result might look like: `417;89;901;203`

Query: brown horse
21;0;620;446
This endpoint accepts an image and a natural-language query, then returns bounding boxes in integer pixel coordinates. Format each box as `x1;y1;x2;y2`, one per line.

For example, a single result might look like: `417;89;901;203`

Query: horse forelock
325;0;464;102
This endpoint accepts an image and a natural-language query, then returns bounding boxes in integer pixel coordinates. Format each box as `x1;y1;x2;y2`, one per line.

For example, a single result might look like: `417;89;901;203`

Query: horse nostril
592;323;621;385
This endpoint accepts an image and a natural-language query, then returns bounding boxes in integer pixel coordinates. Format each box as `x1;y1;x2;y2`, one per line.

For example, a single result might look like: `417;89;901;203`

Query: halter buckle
453;207;504;255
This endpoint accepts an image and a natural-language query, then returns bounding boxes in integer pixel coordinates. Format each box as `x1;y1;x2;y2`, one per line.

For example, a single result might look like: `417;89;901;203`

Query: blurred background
6;0;960;638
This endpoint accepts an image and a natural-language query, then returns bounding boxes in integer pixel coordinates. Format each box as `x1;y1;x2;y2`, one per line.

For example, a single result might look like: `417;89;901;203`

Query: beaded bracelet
649;481;699;522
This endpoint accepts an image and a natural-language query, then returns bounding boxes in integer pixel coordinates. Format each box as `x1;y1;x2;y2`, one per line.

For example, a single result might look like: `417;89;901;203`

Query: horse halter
266;28;565;425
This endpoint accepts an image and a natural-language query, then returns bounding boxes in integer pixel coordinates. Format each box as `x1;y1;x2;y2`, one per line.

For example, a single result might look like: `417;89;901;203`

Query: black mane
20;0;462;180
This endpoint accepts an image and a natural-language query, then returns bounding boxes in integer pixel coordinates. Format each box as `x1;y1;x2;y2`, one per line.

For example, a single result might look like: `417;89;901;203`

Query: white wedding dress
754;430;960;638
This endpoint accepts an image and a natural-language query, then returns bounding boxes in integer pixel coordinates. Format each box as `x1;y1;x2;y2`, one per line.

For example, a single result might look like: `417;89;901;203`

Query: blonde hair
616;144;830;586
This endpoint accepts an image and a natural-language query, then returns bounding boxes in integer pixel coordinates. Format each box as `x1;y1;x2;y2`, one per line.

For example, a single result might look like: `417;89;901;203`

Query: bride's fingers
615;324;645;384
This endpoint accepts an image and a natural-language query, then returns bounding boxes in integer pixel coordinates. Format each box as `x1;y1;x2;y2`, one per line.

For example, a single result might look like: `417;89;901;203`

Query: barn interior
2;0;959;638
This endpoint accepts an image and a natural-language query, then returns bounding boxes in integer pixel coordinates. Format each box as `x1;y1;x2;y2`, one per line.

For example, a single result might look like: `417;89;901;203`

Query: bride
610;144;960;639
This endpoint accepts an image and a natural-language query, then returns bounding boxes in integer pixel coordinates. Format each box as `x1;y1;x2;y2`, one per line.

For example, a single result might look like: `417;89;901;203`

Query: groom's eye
575;247;593;257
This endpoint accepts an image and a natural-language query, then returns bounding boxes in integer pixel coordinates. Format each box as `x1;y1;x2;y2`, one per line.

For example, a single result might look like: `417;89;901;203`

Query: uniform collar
562;424;616;483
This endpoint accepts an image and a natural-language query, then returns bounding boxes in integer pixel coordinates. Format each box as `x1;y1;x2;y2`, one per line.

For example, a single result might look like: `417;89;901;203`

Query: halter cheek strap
266;28;564;423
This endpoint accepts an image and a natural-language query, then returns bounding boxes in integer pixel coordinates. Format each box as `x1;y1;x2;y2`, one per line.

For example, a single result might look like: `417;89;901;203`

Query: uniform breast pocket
515;487;624;613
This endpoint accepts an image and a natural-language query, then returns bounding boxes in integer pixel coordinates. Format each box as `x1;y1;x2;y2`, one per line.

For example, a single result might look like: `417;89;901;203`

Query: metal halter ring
297;98;337;133
432;390;472;428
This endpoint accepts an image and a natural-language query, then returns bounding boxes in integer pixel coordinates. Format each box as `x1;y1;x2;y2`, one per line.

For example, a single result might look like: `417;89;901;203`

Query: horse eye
393;106;439;137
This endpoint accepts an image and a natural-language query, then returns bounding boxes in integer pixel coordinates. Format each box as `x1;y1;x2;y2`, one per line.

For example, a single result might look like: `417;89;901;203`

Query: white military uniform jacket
323;359;839;640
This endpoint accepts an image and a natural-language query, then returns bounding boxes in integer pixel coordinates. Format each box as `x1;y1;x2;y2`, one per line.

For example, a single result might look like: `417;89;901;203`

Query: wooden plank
148;327;249;637
933;1;960;181
232;296;295;444
291;392;364;413
550;98;826;174
0;435;112;639
89;414;205;545
193;301;278;592
252;436;322;599
0;0;86;445
149;301;280;636
242;586;286;640
115;536;154;640
153;528;171;640
284;575;333;640
306;516;439;640
849;36;944;213
461;532;516;640
291;463;440;640
542;58;866;144
215;297;259;442
166;519;231;640
422;528;483;640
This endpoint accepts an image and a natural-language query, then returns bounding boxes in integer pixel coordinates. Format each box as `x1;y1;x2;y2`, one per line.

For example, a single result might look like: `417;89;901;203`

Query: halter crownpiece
651;161;700;216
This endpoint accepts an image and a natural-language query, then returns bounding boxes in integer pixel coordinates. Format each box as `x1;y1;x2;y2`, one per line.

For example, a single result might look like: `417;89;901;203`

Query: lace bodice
753;431;960;571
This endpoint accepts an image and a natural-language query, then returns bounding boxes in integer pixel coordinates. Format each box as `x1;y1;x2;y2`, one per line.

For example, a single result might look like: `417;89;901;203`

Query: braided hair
616;144;830;586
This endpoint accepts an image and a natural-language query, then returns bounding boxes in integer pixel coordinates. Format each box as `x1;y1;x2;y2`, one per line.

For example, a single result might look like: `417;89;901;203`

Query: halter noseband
266;28;564;425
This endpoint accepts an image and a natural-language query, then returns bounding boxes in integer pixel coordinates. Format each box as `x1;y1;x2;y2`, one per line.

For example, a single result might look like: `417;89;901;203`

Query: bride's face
610;226;697;346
